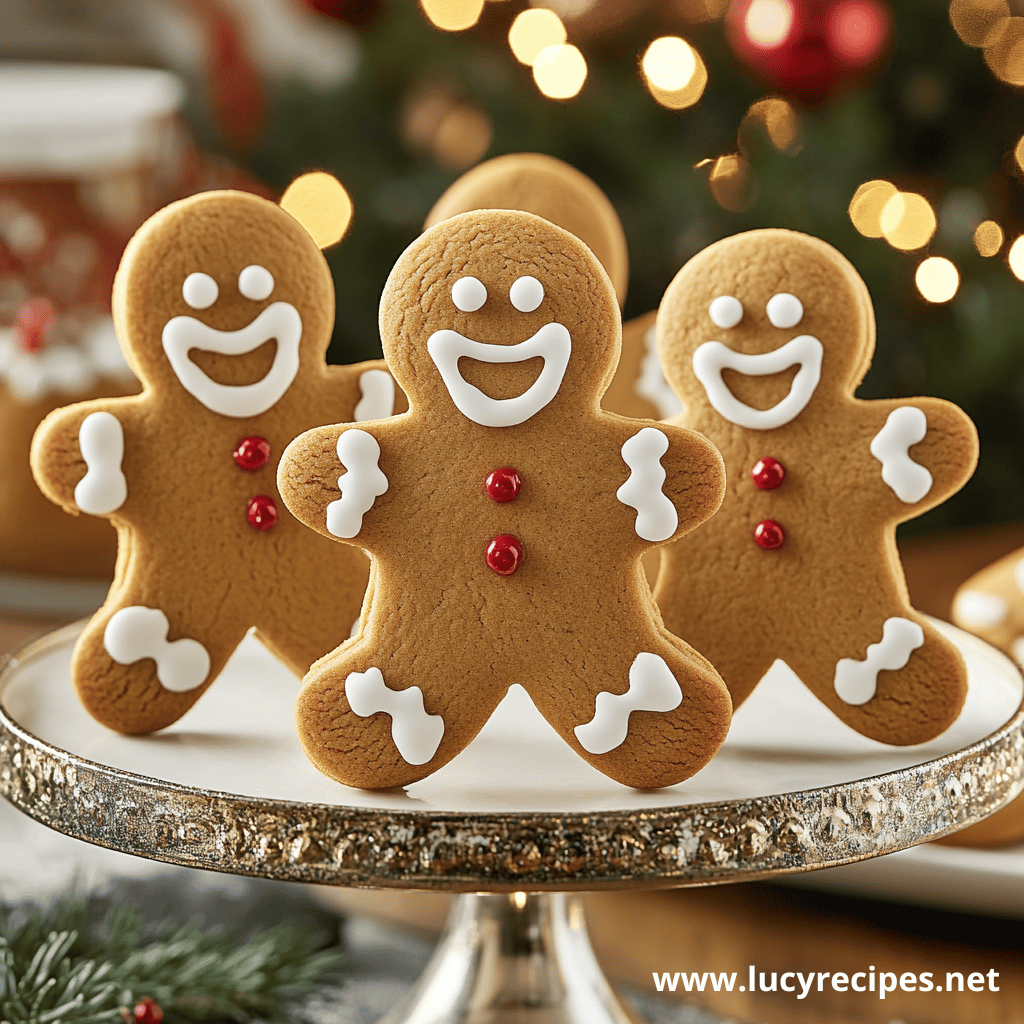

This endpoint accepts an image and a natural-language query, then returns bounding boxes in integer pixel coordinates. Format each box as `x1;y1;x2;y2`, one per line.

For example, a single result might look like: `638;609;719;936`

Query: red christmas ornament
750;456;786;490
753;519;786;550
233;435;271;471
247;495;278;531
485;467;521;502
302;0;383;27
14;296;56;353
486;534;523;575
133;998;164;1024
725;0;891;103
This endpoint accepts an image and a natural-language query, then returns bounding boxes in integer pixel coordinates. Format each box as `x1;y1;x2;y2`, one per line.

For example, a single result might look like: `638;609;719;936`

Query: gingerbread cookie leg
785;614;967;746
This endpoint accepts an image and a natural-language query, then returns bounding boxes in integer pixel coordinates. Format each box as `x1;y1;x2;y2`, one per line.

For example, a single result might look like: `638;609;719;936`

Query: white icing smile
162;302;302;418
427;322;571;427
692;334;823;430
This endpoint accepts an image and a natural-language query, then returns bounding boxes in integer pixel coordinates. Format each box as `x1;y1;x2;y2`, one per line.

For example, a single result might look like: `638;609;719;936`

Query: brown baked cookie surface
653;228;978;746
279;209;733;790
30;188;397;734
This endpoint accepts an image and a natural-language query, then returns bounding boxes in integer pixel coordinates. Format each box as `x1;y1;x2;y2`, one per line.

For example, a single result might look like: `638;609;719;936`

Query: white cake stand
1;620;1023;1024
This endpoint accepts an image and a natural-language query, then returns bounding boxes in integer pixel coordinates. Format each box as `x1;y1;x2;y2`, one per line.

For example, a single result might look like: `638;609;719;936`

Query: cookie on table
278;209;732;789
31;180;397;734
653;228;978;745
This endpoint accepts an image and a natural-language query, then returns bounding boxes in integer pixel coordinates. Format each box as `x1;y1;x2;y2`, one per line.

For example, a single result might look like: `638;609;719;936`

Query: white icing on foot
104;606;210;693
346;667;444;765
427;323;571;427
766;293;803;329
326;429;388;538
708;295;743;329
636;324;683;419
162;302;302;417
870;406;932;503
574;652;683;755
834;617;925;705
617;427;678;542
354;369;396;422
952;590;1008;629
692;335;823;430
74;411;127;515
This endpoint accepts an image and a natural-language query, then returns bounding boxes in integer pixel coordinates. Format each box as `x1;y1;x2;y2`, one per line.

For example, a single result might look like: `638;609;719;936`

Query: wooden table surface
3;522;1024;1024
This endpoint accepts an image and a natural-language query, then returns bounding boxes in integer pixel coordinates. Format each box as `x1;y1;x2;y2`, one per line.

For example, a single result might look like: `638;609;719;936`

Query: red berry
485;467;521;502
134;998;163;1024
14;296;55;353
751;456;786;490
247;495;278;531
753;519;785;550
486;534;523;575
233;435;271;471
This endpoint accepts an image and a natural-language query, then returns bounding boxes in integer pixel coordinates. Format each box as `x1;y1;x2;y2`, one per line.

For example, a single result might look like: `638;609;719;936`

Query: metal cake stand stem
2;621;1023;1024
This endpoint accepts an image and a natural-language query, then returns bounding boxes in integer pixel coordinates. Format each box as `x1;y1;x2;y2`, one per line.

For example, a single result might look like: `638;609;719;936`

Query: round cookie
279;209;732;790
31;186;397;734
653;228;978;746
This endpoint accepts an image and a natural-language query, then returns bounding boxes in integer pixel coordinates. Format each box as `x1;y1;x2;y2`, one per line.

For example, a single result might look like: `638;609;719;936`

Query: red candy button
751;456;785;490
485;466;521;502
486;534;523;575
247;495;278;531
233;435;271;471
753;519;785;550
14;297;55;353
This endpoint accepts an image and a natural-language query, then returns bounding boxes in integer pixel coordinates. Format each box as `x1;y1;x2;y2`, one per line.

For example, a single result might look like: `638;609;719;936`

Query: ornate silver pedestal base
380;892;640;1024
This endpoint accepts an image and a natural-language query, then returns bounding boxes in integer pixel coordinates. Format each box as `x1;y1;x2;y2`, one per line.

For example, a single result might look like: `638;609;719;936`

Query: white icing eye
182;272;218;310
238;264;274;301
766;292;803;329
510;275;544;313
708;295;743;329
452;276;487;312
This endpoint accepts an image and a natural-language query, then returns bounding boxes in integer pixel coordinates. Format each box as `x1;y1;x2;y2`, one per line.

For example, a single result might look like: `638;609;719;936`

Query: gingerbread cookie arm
862;396;978;517
278;417;404;553
324;359;407;423
31;396;144;522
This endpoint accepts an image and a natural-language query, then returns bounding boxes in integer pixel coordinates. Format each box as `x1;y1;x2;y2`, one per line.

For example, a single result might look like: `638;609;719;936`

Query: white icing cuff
74;411;127;515
354;369;396;422
326;429;388;539
104;606;211;693
834;617;925;705
616;427;678;542
636;325;683;419
869;406;932;503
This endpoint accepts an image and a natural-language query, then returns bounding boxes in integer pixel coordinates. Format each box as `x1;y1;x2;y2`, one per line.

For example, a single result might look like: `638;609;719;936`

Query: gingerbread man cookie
952;549;1024;668
278;209;732;789
31;185;397;733
653;228;978;745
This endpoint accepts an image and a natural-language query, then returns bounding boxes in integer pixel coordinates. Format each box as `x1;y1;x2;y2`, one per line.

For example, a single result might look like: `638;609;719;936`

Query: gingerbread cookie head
111;189;335;415
424;153;629;305
380;209;621;425
657;229;875;431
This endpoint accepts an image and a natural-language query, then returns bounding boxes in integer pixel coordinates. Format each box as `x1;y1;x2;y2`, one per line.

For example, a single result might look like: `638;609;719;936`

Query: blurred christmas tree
218;0;1023;533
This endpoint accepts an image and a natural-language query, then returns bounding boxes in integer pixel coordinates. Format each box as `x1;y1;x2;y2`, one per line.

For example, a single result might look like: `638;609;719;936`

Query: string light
420;0;485;32
642;37;707;108
984;16;1024;85
740;98;798;151
1009;235;1024;280
974;220;1004;256
849;180;897;237
744;0;793;45
509;8;567;65
948;0;1007;47
533;44;588;98
280;172;352;249
433;105;493;168
916;257;959;302
880;192;936;250
1016;135;1024;172
707;154;754;211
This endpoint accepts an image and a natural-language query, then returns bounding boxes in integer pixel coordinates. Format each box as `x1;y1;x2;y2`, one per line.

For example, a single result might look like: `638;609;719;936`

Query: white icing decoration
869;406;932;503
952;590;1008;630
1013;638;1024;668
692;335;823;430
451;276;487;312
182;272;218;310
636;324;683;418
709;295;743;329
74;411;126;515
766;292;803;329
354;369;395;422
509;275;544;313
238;264;274;301
616;427;678;542
103;606;211;693
326;429;388;539
1014;557;1024;596
345;666;444;765
833;617;925;705
161;302;301;417
574;652;683;755
427;323;571;427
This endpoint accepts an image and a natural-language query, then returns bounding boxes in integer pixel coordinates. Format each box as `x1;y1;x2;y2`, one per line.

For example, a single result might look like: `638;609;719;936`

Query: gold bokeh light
533;43;588;99
642;37;707;108
509;8;567;65
1010;235;1024;280
745;0;793;45
916;257;960;303
849;180;897;238
741;98;799;152
880;192;936;250
280;172;352;250
949;0;1008;47
420;0;485;32
433;105;493;168
974;220;1004;256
